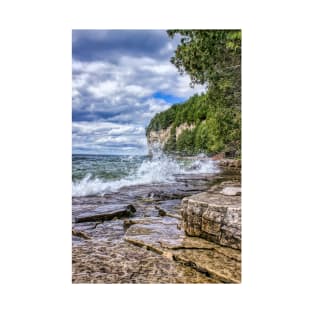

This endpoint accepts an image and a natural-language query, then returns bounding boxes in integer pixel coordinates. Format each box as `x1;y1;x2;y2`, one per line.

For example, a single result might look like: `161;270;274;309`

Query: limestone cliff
147;123;195;153
147;127;171;149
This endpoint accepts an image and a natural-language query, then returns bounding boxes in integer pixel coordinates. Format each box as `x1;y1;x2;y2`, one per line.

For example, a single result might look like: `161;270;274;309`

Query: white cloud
125;85;151;97
87;81;119;98
72;121;148;155
72;56;205;112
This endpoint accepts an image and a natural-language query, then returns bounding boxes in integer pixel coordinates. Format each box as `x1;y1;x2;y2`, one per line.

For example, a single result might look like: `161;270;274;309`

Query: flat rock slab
75;204;136;223
220;187;241;196
73;239;217;283
173;249;241;283
125;217;182;254
184;191;241;207
124;217;241;283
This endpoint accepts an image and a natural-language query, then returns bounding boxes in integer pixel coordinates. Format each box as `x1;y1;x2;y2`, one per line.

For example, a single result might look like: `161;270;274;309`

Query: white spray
72;149;219;197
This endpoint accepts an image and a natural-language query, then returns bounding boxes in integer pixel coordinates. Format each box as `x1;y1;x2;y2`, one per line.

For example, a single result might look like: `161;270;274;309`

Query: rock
75;204;136;223
124;217;241;283
155;206;167;217
72;165;241;283
126;204;137;213
167;213;182;219
125;217;180;249
123;219;136;230
154;204;183;219
147;192;155;199
172;249;241;283
219;159;241;169
72;229;91;240
147;123;195;152
220;187;241;196
181;188;241;250
212;152;225;160
235;159;241;168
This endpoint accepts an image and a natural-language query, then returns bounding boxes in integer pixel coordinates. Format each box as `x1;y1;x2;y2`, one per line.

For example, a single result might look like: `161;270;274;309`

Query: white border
1;0;313;312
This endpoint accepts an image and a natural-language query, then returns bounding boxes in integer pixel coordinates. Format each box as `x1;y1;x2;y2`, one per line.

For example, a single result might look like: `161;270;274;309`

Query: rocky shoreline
72;160;241;283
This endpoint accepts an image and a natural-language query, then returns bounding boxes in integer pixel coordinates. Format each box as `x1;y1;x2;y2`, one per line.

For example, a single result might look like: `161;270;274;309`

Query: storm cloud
72;30;178;62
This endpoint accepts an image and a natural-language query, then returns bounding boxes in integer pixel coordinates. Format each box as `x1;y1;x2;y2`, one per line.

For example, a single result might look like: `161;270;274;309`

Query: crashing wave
72;151;219;197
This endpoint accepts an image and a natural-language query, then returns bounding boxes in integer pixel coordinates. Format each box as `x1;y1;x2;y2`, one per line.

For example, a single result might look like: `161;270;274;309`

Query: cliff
147;123;195;153
145;93;241;157
147;126;171;149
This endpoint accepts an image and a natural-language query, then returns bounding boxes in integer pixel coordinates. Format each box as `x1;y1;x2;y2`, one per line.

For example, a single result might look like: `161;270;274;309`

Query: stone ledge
124;217;241;283
181;187;241;250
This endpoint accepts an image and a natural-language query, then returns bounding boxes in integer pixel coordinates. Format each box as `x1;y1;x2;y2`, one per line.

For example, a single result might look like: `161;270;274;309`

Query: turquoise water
72;154;146;182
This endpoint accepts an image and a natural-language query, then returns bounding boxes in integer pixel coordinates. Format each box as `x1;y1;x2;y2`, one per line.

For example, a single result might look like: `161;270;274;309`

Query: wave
72;152;219;197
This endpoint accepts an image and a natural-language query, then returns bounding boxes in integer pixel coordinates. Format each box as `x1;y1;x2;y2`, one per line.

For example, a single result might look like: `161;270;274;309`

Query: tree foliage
168;29;241;109
146;30;241;157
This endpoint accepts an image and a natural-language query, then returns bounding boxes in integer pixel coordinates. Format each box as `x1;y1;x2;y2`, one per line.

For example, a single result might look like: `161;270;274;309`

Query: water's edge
72;161;241;283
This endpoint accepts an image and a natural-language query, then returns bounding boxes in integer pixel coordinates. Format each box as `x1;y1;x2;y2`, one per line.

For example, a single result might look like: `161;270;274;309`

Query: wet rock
126;204;137;213
72;240;217;283
166;213;182;219
220;187;241;196
72;229;91;240
181;186;241;250
123;219;136;230
75;204;136;223
72;166;241;283
147;192;155;199
156;206;167;217
72;222;97;232
219;159;241;169
124;217;241;283
125;217;182;250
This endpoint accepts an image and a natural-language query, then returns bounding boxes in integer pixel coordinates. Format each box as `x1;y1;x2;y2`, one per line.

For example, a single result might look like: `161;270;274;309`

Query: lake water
72;152;219;197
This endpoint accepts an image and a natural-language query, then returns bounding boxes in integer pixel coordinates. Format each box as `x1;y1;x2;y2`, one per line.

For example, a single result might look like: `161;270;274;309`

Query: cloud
87;81;119;98
72;30;205;155
72;121;147;155
72;30;179;62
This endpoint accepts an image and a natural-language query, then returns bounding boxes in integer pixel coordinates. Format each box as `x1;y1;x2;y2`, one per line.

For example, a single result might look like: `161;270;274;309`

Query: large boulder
181;189;241;250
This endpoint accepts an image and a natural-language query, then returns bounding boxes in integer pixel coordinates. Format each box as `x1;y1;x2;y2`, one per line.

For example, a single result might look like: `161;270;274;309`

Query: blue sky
72;30;204;155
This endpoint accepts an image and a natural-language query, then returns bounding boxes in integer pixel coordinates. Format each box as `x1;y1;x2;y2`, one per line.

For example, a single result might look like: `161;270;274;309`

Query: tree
146;30;241;157
167;30;241;109
167;30;241;84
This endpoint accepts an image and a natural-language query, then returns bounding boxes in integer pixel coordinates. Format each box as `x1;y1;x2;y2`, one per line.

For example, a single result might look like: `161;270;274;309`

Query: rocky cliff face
174;123;195;140
147;123;195;152
147;127;171;149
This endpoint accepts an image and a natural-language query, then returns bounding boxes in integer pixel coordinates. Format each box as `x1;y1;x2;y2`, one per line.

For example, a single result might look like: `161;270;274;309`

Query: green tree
146;30;241;157
167;30;241;84
167;30;241;109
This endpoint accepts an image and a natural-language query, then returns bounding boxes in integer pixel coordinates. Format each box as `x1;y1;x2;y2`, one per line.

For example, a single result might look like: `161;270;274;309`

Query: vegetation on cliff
146;30;241;157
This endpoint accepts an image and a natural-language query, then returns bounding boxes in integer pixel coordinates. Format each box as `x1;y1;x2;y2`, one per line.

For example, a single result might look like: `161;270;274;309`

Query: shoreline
72;162;241;283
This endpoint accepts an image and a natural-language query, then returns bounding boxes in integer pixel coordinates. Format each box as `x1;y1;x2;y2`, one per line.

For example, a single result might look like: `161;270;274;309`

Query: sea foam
72;152;219;197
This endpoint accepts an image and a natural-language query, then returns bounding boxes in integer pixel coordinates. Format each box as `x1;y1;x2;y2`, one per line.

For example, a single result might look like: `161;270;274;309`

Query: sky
72;30;205;155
